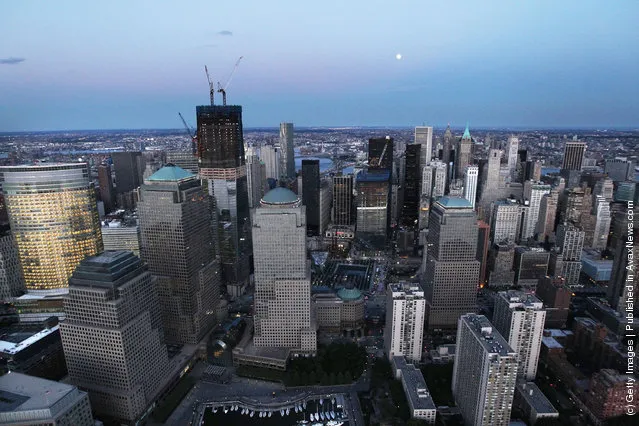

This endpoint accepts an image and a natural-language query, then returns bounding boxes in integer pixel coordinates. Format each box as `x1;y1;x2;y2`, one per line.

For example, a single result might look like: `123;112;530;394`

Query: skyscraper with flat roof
506;136;519;181
60;251;171;423
414;126;433;166
401;144;421;228
332;174;353;226
521;181;551;240
561;141;586;171
196;105;252;296
252;187;316;353
302;159;321;236
384;282;425;363
492;290;545;380
97;162;115;214
279;123;295;179
423;197;480;330
0;163;103;293
111;151;144;194
368;137;394;171
464;165;479;209
138;165;220;344
452;314;518;426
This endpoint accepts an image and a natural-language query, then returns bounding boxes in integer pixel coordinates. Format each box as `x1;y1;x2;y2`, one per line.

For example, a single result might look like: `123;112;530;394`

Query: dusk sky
1;1;638;131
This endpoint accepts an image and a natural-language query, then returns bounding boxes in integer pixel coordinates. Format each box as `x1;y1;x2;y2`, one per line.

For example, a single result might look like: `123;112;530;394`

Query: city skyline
2;1;638;131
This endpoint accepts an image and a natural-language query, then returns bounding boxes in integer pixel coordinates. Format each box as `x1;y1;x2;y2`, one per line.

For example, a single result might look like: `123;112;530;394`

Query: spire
462;122;471;140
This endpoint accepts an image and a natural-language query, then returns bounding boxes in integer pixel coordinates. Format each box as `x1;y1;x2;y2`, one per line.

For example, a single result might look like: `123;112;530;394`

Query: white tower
464;165;479;209
384;282;426;363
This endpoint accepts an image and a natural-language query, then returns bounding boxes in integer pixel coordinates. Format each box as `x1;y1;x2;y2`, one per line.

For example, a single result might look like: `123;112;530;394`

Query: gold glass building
0;164;103;293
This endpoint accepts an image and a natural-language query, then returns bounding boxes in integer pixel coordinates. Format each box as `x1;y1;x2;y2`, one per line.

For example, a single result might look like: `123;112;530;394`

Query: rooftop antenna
204;65;215;105
217;56;243;106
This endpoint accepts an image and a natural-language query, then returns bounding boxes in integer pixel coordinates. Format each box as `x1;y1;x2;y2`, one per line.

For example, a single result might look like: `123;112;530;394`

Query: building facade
332;174;353;226
138;165;220;344
60;251;171;423
464;165;479;209
384;282;426;363
279;123;295;179
302;159;321;236
0;163;103;293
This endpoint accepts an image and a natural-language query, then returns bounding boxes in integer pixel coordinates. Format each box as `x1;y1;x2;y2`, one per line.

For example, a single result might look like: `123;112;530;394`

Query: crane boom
205;65;215;105
178;112;198;155
378;142;388;167
217;56;243;106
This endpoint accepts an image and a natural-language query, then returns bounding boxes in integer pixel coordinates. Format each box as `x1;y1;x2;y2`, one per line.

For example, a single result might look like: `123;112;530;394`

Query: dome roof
261;187;299;206
337;286;363;301
147;164;194;182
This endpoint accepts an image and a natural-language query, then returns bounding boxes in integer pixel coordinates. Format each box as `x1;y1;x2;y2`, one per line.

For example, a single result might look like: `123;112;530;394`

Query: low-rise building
391;356;436;423
513;382;559;425
0;372;93;425
585;369;639;421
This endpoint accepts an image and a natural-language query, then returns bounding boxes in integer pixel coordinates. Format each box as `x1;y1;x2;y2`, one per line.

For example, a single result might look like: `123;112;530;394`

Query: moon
396;53;402;60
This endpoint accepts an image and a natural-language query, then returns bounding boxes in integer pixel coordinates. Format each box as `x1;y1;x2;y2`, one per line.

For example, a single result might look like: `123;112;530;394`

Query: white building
0;372;93;425
423;161;447;198
384;282;425;363
252;187;316;353
492;291;546;380
506;136;519;180
414;126;433;166
591;196;611;250
259;145;281;180
521;181;551;240
246;153;267;209
491;200;523;244
464;165;479;209
452;314;518;426
101;221;141;255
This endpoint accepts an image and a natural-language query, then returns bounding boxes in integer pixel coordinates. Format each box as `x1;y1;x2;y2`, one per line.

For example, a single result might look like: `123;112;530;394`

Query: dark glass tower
368;137;394;171
97;162;115;213
301;159;320;236
401;144;421;228
196;105;252;297
332;174;353;226
111;152;144;194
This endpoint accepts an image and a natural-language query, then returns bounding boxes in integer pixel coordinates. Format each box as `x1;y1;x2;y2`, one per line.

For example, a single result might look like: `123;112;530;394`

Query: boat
331;411;336;419
268;411;272;417
286;408;290;415
310;413;315;421
303;401;307;409
223;407;228;414
212;407;217;413
250;411;254;417
280;409;285;416
320;411;325;420
319;398;324;405
296;421;310;425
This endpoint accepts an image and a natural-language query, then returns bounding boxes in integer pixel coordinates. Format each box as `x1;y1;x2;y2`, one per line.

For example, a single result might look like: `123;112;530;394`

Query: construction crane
216;56;243;106
377;140;388;167
204;65;215;105
178;112;198;155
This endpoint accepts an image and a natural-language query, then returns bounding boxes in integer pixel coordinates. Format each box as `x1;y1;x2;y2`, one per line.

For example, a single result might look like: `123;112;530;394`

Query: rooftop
516;382;558;415
0;372;81;412
0;326;60;355
69;250;144;289
357;169;391;182
463;314;516;357
436;196;473;209
146;164;194;182
337;286;363;301
392;357;436;411
260;187;299;206
542;336;563;349
499;290;544;309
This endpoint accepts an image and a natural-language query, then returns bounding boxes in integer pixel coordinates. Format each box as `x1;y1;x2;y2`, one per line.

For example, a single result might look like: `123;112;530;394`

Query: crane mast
205;65;215;105
217;56;243;106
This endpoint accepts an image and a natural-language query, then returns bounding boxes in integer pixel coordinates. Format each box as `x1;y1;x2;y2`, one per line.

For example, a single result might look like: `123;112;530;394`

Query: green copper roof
437;196;473;209
337;286;363;301
462;123;471;139
261;187;299;204
147;165;194;182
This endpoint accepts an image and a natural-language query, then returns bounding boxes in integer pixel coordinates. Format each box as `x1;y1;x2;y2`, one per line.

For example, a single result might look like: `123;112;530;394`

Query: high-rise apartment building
591;196;611;249
423;197;480;330
556;222;585;286
490;200;523;244
279;123;295;179
423;161;447;198
493;291;545;380
246;153;266;209
384;282;425;363
585;369;639;421
414;126;433;165
112;152;144;194
302;159;321;236
252;188;316;352
506;136;520;181
138;165;220;344
464;165;479;209
561;141;586;171
402;144;421;228
60;251;171;423
260;145;281;180
521;181;551;240
456;125;472;178
452;314;518;426
0;226;24;299
97;162;115;214
332;174;353;226
0;163;103;293
196;105;251;294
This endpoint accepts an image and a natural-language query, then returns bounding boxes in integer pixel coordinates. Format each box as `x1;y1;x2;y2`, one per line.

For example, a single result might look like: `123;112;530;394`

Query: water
295;156;354;175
